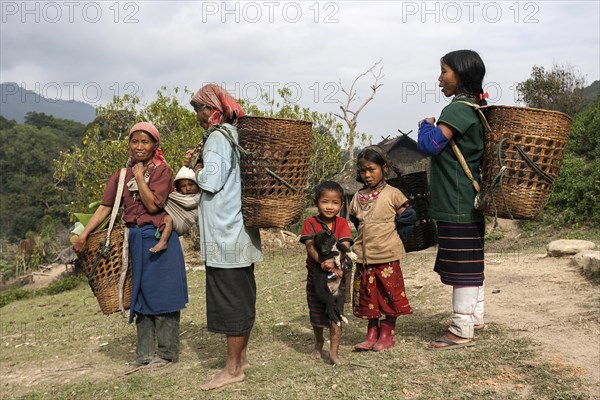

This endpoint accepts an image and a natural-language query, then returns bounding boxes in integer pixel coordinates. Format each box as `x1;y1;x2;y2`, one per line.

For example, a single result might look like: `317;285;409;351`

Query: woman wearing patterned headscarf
74;122;188;374
185;84;262;390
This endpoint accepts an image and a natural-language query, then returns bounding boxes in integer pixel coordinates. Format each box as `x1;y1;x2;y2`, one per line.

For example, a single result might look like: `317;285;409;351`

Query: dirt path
484;251;599;391
22;263;69;290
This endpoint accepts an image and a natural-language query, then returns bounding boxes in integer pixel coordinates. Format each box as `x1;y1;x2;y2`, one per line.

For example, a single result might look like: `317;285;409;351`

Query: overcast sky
1;0;599;142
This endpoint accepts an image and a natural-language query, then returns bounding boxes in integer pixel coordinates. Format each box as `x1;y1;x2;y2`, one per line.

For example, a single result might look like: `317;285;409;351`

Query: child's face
316;190;343;221
177;179;199;194
358;158;386;189
438;62;458;97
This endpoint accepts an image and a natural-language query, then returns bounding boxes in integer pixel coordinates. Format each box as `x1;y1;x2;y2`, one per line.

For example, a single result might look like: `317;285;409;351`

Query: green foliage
566;95;600;158
0;258;15;281
38;275;83;295
516;64;586;117
0;288;29;308
540;97;600;226
54;87;202;217
0;113;85;240
0;115;17;130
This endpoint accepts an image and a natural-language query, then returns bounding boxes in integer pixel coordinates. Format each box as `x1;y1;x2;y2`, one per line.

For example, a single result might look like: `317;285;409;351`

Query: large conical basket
237;116;313;228
77;225;132;315
481;105;572;219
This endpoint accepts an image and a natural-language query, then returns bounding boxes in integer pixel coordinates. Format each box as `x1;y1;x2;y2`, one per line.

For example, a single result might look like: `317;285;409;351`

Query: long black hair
355;146;390;185
441;50;486;105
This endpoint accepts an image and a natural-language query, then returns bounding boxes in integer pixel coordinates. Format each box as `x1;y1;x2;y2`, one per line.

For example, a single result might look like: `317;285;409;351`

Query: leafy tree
516;63;586;116
0;116;17;130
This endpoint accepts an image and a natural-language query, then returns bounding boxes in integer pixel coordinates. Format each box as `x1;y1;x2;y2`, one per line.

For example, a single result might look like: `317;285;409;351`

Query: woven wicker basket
387;171;438;253
237;116;313;228
481;106;572;219
78;225;132;314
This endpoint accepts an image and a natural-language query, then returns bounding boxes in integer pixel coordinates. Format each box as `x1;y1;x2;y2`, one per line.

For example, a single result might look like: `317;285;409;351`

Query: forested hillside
0;113;86;240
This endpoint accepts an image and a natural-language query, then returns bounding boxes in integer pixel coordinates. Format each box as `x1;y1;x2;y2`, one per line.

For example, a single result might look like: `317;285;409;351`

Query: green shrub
0;288;30;308
540;96;600;227
0;275;84;308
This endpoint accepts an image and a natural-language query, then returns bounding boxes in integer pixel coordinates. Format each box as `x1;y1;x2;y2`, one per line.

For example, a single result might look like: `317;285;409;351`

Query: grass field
0;242;594;400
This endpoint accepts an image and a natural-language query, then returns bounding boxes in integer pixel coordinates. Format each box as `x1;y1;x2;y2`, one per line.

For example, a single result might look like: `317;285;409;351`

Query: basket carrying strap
118;226;129;316
449;139;481;192
450;101;494;193
207;124;299;193
109;168;129;316
94;168;129;315
454;102;520;224
104;168;127;248
448;102;507;225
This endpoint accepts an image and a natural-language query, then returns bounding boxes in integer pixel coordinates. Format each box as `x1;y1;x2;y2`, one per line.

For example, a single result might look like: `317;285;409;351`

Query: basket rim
482;104;572;122
238;115;313;126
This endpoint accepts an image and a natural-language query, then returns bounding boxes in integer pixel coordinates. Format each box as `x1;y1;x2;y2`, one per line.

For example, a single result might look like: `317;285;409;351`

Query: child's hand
320;259;335;272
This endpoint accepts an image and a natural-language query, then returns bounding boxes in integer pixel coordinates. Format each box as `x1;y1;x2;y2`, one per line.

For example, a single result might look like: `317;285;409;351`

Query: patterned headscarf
191;84;245;128
128;122;167;167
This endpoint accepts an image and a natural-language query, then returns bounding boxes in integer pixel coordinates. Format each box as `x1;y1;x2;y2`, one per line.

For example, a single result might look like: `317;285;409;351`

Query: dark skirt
306;266;346;328
206;265;256;335
434;221;485;287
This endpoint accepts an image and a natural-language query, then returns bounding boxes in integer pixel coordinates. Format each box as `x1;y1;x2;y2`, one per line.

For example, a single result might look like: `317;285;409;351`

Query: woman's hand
185;149;204;173
71;204;111;253
132;162;146;180
73;234;88;253
419;117;436;127
183;150;193;167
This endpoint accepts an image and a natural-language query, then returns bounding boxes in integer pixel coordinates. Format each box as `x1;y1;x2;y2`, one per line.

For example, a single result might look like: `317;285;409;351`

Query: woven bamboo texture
79;225;132;314
387;171;437;253
237;116;313;228
481;106;572;219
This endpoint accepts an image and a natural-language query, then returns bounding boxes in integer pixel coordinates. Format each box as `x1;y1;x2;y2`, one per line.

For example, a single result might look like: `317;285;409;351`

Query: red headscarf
128;122;167;167
191;84;245;128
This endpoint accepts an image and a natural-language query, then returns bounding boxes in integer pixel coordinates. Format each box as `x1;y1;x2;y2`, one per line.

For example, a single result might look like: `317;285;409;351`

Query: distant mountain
0;82;96;124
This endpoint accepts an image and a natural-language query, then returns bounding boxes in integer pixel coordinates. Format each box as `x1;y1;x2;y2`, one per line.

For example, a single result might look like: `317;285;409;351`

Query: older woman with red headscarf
185;84;262;390
74;122;188;375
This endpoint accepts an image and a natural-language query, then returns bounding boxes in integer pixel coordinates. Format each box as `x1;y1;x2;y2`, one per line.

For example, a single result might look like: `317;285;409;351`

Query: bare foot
329;353;343;366
310;348;324;360
149;242;168;253
241;359;250;371
200;368;245;390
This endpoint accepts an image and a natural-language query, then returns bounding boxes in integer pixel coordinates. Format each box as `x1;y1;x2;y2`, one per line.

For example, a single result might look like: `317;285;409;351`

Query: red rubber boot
372;321;395;351
354;319;379;351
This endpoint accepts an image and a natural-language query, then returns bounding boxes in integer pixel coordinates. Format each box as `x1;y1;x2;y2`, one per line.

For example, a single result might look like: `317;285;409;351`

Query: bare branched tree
334;59;384;161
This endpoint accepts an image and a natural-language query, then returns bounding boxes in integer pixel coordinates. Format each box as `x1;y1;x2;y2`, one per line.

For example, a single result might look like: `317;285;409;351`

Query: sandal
474;323;486;330
147;356;172;369
427;337;475;351
124;361;150;375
